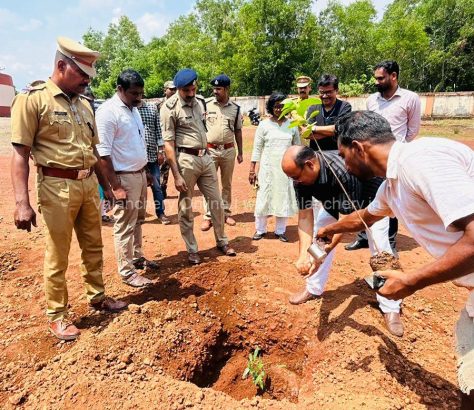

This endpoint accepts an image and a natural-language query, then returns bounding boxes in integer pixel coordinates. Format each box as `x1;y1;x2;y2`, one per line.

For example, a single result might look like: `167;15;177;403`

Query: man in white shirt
346;60;421;252
318;110;474;401
96;69;157;288
367;60;421;143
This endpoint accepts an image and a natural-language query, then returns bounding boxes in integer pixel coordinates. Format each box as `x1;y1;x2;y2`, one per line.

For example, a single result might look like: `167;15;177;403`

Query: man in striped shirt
137;101;170;224
282;145;404;337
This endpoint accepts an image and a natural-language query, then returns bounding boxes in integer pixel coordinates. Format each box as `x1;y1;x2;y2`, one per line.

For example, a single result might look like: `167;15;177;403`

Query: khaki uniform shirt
160;93;207;149
206;98;242;145
11;79;98;169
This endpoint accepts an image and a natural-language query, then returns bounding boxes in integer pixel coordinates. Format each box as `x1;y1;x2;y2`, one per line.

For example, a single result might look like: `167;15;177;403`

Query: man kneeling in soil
317;111;474;405
281;145;404;337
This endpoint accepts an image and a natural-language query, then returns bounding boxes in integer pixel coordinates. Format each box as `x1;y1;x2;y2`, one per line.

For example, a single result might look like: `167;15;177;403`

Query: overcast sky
1;0;391;90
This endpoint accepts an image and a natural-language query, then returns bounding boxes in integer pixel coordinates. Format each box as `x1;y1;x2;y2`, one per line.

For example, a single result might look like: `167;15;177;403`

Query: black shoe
133;257;160;270
275;233;289;242
344;239;369;251
252;232;266;241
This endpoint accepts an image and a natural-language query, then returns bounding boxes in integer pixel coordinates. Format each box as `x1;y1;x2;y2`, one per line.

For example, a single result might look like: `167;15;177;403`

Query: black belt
177;147;208;157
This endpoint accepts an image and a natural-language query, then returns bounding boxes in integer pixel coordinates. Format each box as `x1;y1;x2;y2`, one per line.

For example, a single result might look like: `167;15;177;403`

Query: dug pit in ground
12;261;318;407
0;258;462;408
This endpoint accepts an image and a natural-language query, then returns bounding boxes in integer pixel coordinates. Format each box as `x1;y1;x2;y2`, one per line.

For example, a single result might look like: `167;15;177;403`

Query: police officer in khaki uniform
296;75;312;100
160;69;236;265
200;75;243;231
10;37;126;341
156;80;177;199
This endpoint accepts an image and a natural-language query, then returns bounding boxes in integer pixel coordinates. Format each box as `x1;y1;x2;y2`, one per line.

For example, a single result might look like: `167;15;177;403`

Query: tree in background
375;0;430;91
316;0;378;84
83;16;144;98
231;0;320;95
83;0;474;99
417;0;474;91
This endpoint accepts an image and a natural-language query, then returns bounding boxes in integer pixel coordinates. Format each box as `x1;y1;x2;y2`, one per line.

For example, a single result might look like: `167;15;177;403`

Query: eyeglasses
318;89;336;97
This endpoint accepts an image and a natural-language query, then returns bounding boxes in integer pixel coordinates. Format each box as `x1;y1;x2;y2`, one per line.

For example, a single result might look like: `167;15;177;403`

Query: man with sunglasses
10;37;126;341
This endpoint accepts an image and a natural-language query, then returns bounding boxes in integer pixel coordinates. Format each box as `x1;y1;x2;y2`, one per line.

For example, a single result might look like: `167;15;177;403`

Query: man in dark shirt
281;145;404;337
306;74;352;151
304;74;352;234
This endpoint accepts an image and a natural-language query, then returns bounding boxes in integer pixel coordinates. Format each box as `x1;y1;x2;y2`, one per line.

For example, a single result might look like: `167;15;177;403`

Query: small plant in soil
242;346;266;391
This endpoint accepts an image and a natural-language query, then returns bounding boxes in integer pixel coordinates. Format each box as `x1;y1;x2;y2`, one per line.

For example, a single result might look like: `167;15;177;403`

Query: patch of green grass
419;119;474;140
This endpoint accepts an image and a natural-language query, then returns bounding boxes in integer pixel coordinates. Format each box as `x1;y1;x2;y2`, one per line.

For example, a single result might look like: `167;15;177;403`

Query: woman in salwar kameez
249;92;300;242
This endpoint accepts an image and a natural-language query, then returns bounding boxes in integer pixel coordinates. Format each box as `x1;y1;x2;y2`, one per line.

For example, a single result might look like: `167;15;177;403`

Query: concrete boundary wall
230;92;474;119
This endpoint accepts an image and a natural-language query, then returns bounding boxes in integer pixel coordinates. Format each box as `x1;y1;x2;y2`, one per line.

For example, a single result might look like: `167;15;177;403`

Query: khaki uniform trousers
113;171;147;278
177;152;228;253
37;172;105;322
203;147;236;219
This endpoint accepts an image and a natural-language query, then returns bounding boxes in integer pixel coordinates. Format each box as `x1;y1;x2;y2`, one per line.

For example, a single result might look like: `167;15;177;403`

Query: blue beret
210;74;231;87
173;68;198;88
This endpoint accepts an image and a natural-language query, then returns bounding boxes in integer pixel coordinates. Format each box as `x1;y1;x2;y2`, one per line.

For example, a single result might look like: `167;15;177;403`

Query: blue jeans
148;161;165;217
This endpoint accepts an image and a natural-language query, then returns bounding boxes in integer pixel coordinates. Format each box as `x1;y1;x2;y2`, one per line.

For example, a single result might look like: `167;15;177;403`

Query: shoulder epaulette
27;83;47;94
165;94;178;109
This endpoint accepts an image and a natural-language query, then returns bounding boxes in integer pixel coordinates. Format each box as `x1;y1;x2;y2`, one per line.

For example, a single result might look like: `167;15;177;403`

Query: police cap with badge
173;69;198;88
163;80;176;90
57;36;100;78
210;74;231;87
295;75;312;88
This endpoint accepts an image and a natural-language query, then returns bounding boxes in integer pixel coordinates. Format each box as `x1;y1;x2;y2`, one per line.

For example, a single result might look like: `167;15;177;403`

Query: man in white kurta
318;110;474;401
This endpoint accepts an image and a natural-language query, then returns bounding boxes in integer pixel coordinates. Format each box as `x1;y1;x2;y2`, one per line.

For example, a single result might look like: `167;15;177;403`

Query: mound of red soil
0;134;469;409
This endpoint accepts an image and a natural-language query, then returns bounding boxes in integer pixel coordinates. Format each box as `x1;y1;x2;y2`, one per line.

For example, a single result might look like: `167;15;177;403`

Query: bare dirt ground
0;118;473;409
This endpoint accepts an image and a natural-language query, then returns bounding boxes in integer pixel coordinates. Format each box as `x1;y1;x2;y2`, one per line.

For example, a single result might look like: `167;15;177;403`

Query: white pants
306;208;401;313
255;215;287;235
312;199;321;236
